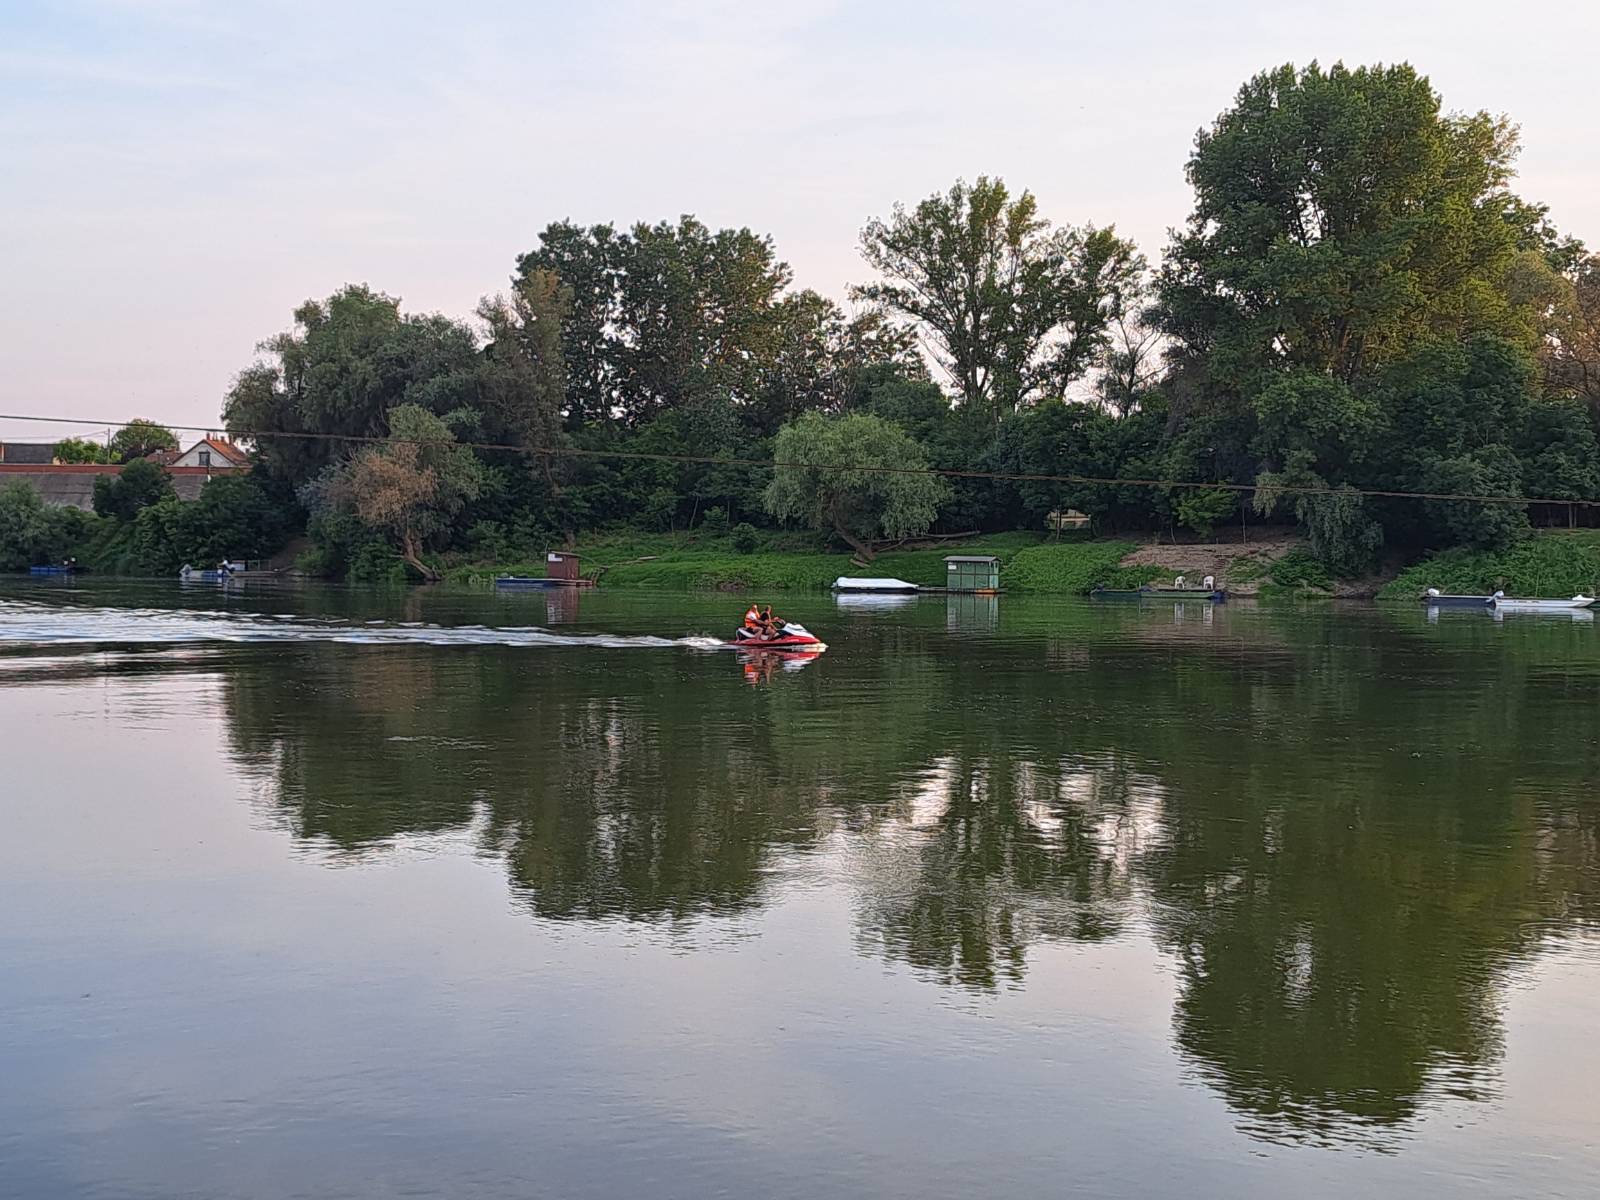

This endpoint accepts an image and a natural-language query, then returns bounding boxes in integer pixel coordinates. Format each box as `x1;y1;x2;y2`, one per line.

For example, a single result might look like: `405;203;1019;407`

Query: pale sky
3;0;1598;442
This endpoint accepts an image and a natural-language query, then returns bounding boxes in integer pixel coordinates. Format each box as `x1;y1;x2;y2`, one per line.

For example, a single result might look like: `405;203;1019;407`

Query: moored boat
29;564;75;577
1488;591;1595;611
494;575;596;590
833;576;919;593
1091;581;1227;603
1423;588;1493;607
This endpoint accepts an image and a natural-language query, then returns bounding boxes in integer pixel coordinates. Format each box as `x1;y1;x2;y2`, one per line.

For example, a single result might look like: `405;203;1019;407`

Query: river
1;580;1597;1199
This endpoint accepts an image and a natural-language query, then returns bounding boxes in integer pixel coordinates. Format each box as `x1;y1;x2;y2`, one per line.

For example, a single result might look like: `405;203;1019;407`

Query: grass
1377;530;1600;600
442;529;1149;595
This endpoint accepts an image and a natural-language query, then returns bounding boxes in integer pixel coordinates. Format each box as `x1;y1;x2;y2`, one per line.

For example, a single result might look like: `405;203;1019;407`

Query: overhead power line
1;411;1596;510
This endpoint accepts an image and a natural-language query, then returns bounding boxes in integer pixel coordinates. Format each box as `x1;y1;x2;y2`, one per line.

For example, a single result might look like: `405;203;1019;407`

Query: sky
3;0;1599;443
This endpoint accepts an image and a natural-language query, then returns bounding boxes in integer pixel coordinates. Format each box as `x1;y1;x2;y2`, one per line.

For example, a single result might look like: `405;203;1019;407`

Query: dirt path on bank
1118;533;1302;595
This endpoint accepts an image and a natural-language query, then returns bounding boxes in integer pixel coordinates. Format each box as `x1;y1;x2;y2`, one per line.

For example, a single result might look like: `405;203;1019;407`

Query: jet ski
731;620;827;652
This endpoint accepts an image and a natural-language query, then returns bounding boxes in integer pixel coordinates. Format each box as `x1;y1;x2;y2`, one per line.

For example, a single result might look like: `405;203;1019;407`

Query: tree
0;480;50;569
1158;62;1565;403
478;267;572;488
1543;254;1600;417
92;458;175;522
856;176;1144;418
109;419;179;463
313;405;484;580
224;285;484;487
52;437;109;464
516;216;796;427
755;293;921;433
764;412;948;559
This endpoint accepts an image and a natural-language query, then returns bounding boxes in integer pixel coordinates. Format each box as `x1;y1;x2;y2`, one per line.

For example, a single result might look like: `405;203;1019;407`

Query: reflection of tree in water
852;753;1159;989
847;611;1600;1144
216;610;1600;1147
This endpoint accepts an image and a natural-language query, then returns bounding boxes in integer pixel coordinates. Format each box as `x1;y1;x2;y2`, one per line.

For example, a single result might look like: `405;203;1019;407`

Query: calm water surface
1;580;1597;1198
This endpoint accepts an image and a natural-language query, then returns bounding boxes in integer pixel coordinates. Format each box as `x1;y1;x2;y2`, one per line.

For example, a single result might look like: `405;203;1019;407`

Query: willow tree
764;411;947;560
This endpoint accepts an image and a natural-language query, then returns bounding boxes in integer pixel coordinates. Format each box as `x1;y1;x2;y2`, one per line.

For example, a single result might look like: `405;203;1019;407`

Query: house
171;436;249;470
0;440;58;465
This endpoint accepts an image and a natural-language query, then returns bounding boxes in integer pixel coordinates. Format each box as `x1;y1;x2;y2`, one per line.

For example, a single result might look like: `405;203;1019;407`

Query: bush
1270;548;1333;591
1379;532;1600;600
346;541;410;583
1003;542;1152;594
93;459;175;522
730;522;761;554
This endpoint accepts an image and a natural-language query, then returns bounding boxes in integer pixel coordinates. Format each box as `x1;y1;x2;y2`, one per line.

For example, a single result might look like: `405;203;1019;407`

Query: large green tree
856;176;1143;419
1158;62;1566;402
109;419;180;463
1158;61;1592;554
764;411;948;559
225;285;483;487
517;217;795;427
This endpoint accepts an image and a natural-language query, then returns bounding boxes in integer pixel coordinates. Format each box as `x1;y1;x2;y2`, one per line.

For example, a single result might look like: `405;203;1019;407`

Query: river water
1;580;1597;1199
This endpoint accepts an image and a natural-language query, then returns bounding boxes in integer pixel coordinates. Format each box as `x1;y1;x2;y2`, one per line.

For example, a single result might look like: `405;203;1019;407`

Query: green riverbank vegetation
8;62;1600;591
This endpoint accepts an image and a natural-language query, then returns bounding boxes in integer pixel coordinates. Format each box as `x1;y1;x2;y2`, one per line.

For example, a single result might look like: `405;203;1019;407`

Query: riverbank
440;529;1317;595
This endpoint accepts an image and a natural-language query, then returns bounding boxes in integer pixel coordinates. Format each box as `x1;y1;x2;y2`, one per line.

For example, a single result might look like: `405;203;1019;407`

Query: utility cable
1;411;1596;510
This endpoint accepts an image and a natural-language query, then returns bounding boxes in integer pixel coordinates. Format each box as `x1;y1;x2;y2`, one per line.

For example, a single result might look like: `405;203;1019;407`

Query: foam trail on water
0;600;732;651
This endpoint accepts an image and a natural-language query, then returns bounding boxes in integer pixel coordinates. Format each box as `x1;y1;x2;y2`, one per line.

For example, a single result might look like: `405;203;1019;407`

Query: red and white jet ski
732;620;827;652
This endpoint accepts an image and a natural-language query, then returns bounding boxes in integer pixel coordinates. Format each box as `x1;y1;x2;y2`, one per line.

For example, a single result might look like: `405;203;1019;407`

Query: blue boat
1422;590;1492;608
494;575;595;590
29;565;75;577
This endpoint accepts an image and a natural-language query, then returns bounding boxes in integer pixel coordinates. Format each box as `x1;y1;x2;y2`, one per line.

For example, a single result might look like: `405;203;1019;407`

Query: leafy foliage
53;438;110;464
92;458;175;522
0;481;96;569
1379;533;1600;599
308;405;484;580
109;419;179;463
1175;487;1238;539
1270;548;1335;591
857;176;1142;418
765;412;948;559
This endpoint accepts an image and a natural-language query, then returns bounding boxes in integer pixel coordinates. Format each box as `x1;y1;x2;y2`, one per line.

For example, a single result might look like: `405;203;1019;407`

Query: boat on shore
29;564;76;577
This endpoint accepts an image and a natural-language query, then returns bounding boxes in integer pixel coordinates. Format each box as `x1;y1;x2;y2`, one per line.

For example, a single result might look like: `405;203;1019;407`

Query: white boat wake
0;601;731;652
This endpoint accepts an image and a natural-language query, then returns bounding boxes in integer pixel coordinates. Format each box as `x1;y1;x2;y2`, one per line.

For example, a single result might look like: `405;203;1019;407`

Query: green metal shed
944;555;1000;593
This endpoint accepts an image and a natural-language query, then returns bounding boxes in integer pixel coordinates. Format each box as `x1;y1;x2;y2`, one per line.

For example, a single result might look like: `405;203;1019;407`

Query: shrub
730;522;761;554
1270;548;1333;591
1175;487;1238;539
93;459;175;522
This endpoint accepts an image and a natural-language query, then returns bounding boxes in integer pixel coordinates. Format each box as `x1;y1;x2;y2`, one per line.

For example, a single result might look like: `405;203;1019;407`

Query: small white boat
833;577;919;593
1488;591;1596;611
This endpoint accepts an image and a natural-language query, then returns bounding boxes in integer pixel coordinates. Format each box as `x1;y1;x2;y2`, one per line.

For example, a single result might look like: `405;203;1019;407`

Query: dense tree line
191;60;1600;577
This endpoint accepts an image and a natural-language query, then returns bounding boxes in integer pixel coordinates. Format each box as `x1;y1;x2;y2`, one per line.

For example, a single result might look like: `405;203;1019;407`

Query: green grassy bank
1377;531;1600;600
442;531;1159;595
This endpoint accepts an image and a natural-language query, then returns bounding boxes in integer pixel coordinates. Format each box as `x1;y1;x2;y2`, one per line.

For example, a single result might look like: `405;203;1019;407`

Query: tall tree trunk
400;528;439;581
828;498;874;562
